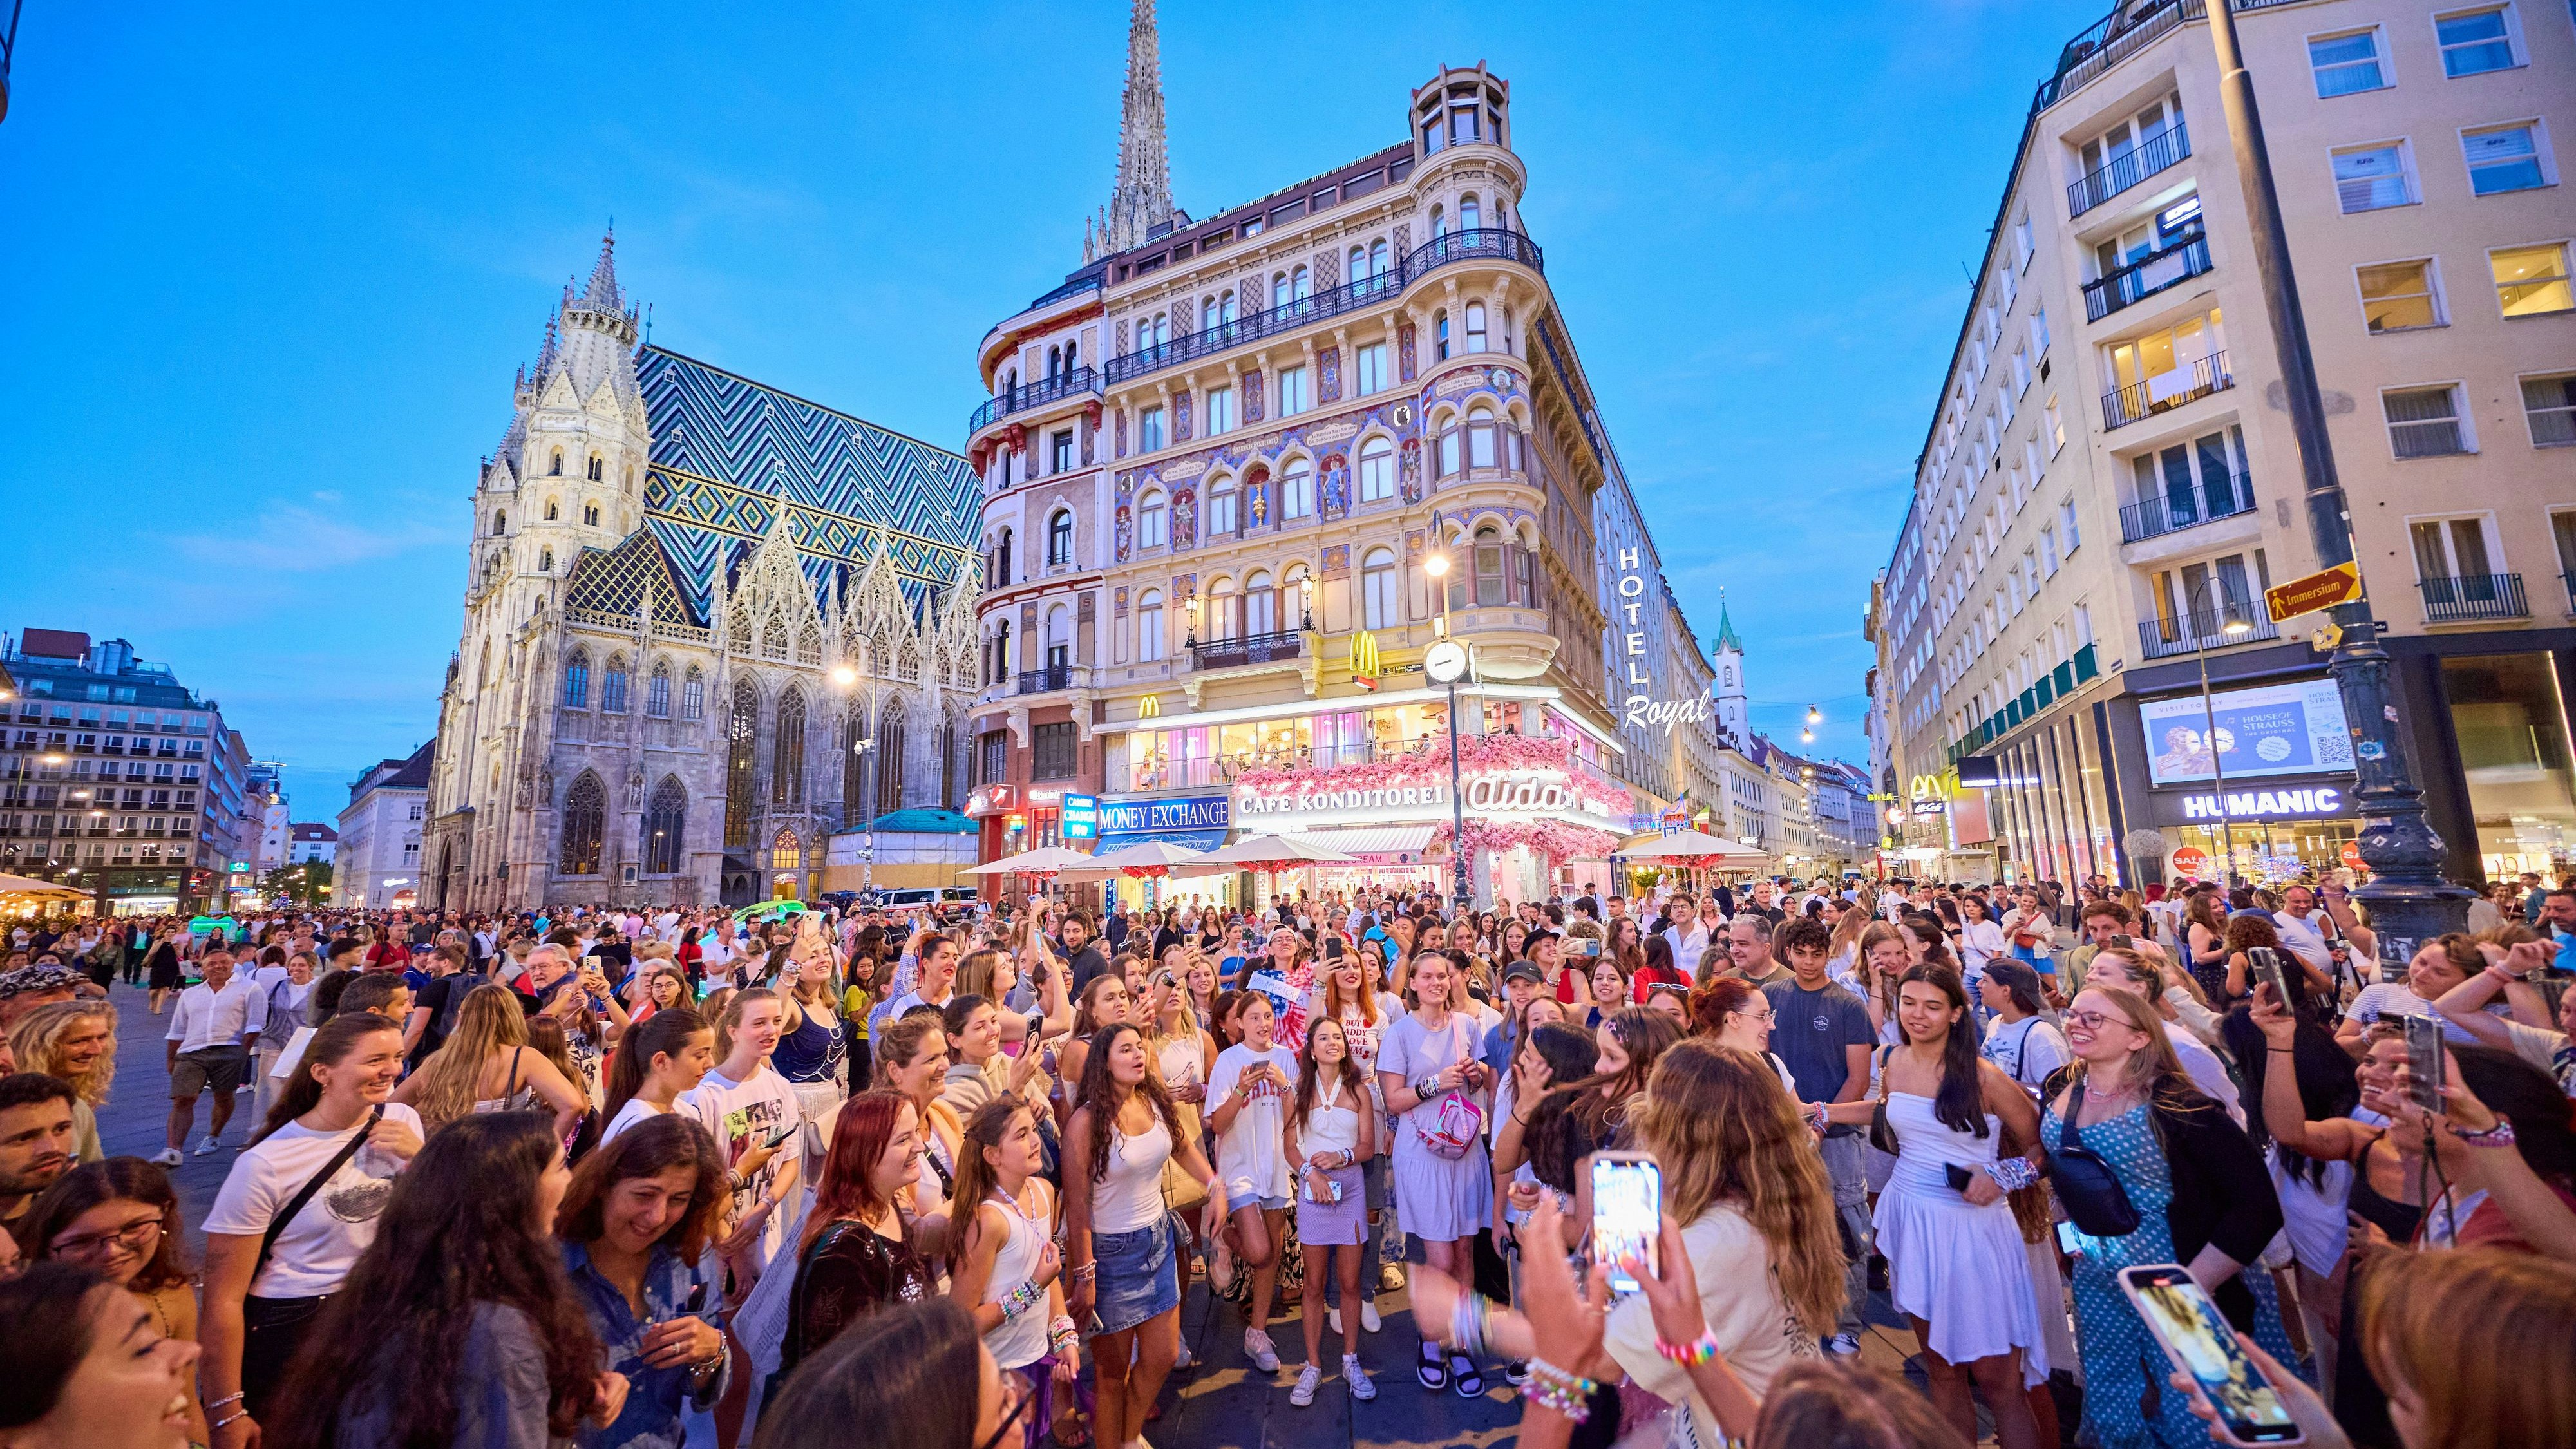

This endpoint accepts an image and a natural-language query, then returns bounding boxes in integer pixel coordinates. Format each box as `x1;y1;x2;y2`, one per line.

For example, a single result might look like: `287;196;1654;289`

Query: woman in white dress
1374;952;1493;1397
1817;961;2049;1449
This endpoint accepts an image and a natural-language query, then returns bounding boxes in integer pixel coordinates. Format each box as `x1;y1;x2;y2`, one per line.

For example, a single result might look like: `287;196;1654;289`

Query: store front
2146;782;2361;884
1092;793;1238;914
2437;652;2576;880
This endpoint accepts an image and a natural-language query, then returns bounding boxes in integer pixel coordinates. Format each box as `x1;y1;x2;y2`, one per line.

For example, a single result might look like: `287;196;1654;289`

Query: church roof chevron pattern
634;346;980;623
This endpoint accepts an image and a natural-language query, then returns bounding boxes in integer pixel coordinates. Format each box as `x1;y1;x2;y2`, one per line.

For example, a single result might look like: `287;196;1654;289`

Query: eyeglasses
50;1216;164;1260
976;1369;1036;1449
2064;1009;2119;1031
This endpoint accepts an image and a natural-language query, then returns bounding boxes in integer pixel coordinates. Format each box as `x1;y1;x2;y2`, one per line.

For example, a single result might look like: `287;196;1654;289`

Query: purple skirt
1294;1162;1369;1245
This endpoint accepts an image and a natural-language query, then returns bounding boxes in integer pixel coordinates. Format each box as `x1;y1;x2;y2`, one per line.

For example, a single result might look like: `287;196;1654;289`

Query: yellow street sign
2310;622;2343;652
2265;561;2362;623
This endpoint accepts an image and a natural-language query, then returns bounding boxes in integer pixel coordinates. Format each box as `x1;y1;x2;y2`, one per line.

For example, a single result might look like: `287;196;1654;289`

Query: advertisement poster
2142;679;2353;786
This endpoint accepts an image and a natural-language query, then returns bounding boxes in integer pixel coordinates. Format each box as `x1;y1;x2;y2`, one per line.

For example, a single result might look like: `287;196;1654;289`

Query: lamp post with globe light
1423;551;1473;914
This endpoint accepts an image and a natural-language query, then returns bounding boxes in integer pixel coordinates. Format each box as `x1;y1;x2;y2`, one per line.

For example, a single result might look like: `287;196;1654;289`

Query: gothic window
643;775;685;873
681;667;705;721
844;708;871;822
492;511;507;535
545;498;560;521
772;687;806;802
550;450;564;476
582;502;600;526
558;771;605;875
1048;509;1074;565
796;624;822;667
761;616;790;661
539;549;554;571
875;704;907;817
939;721;961;811
646;665;670;719
1358;437;1394;502
562;651;590;708
772;828;801;872
724;680;758;848
601;656;629;714
730;611;753;653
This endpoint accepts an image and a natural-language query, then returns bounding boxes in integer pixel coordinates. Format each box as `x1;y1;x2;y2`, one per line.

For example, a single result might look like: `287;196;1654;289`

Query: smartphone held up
1591;1150;1662;1294
2117;1264;2303;1444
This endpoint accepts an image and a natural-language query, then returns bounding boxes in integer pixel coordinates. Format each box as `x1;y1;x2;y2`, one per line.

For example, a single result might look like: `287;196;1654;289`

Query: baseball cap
1501;960;1544;986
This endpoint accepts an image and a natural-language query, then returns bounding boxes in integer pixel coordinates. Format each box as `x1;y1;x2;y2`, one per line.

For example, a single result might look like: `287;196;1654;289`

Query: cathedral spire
580;228;624;312
1091;0;1175;260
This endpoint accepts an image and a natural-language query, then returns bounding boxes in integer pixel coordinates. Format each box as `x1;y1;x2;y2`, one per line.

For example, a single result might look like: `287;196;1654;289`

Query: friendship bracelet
1450;1290;1496;1358
1000;1281;1047;1318
1070;1262;1097;1282
1525;1358;1598;1396
1654;1329;1722;1367
1524;1376;1591;1421
205;1393;245;1412
2450;1120;2517;1148
1987;1155;2041;1192
211;1410;251;1431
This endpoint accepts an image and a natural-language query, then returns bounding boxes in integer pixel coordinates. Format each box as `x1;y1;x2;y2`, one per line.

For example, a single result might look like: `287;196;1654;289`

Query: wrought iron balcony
1103;229;1542;388
2118;469;2255;542
969;366;1102;436
2069;122;2191;217
2084;229;2211;321
2137;605;2279;661
2419;573;2528;625
2036;1;2312;115
1188;629;1305;670
1015;663;1074;694
2103;350;2231;430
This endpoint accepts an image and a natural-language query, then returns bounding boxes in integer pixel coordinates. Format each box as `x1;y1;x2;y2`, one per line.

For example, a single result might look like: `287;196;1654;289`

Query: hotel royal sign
1613;547;1715;735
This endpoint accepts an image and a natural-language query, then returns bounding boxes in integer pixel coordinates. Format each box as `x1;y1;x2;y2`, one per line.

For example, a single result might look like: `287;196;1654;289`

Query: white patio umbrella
1173;834;1362;876
1063;839;1211;880
1613;831;1772;864
959;844;1097;878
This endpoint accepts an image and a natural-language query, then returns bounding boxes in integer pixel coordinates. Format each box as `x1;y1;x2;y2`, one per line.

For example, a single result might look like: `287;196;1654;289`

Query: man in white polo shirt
158;947;265;1164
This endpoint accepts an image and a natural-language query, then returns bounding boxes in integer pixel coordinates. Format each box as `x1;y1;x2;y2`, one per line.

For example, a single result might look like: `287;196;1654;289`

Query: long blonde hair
8;999;117;1104
2062;981;2200;1113
1633;1040;1846;1338
407;983;529;1128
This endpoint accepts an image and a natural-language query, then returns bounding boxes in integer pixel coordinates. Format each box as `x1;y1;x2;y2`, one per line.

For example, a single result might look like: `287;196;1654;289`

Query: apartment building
959;7;1750;904
1882;0;2575;889
336;742;432;911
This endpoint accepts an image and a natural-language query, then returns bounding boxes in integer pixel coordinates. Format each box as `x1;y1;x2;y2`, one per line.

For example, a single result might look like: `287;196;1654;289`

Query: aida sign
1236;769;1590;819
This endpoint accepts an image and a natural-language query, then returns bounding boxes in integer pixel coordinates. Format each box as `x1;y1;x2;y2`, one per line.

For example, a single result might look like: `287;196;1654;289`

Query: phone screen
1590;1154;1662;1294
2108;934;2134;949
2402;1014;2447;1113
2119;1265;2303;1443
2056;1218;2084;1255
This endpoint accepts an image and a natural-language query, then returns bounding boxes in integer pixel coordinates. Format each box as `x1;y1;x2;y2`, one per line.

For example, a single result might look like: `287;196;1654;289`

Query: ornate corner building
423;237;983;912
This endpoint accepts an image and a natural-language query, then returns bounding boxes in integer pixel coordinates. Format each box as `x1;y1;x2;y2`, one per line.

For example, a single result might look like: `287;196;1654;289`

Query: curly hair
6;999;116;1105
267;1113;601;1449
1075;1023;1183;1187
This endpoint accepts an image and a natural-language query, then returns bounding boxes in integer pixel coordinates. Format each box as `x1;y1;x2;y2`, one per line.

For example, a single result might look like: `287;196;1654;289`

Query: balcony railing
2034;1;2309;115
1015;663;1073;694
2084;229;2211;321
2118;468;2255;542
2420;573;2528;624
2069;122;2191;216
2137;604;2280;661
2103;350;2231;430
1189;629;1305;671
969;365;1103;436
1103;229;1542;388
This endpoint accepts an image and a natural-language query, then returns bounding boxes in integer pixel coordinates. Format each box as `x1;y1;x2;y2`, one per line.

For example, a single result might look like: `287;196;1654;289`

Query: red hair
804;1089;907;1253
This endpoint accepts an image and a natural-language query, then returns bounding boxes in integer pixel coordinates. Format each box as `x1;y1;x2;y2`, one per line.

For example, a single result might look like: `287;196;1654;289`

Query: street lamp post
2184;578;2257;886
2203;4;2470;942
831;665;878;905
1425;551;1473;916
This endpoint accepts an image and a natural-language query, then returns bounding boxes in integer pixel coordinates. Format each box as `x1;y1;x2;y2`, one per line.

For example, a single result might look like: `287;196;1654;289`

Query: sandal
1416;1340;1448;1391
1450;1354;1484;1398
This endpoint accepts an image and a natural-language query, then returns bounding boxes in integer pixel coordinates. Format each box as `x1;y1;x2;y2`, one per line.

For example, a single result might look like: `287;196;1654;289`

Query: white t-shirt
204;1103;424;1298
1982;1014;2072;1094
2349;980;2505;1046
676;1065;803;1266
600;1096;670;1146
1208;1042;1300;1202
1604;1204;1822;1449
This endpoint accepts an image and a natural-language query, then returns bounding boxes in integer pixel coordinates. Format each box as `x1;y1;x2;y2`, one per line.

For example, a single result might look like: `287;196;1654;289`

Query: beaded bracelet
1000;1280;1046;1318
1654;1329;1721;1366
1069;1261;1097;1282
1450;1290;1497;1358
211;1410;251;1432
1987;1155;2041;1192
1523;1358;1598;1422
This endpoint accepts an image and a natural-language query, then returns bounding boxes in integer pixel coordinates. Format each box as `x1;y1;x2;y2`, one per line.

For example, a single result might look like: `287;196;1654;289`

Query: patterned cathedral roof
628;346;981;624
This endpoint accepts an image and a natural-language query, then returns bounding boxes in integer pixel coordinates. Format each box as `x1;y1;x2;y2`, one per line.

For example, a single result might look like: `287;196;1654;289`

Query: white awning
1243;825;1439;858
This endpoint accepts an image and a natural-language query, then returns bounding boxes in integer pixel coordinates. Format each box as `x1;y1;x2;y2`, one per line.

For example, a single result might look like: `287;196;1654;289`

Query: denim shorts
1089;1215;1180;1336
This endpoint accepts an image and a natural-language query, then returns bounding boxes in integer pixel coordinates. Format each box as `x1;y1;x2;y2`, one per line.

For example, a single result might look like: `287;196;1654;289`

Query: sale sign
2170;845;2210;877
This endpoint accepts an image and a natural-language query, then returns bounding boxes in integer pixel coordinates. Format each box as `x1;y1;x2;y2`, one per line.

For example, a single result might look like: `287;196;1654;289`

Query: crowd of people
1;866;2573;1449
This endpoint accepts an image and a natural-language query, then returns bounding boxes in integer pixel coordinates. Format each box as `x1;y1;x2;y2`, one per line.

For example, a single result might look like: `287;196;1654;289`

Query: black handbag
2047;1081;2142;1237
1866;1046;1902;1157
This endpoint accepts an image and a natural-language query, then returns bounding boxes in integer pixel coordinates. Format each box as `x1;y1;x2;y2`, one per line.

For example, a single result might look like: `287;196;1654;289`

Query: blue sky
0;1;2080;816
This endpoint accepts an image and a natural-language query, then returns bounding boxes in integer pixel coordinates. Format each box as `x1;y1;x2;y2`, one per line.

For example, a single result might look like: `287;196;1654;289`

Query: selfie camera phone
2116;1264;2304;1444
1589;1151;1662;1294
762;1121;799;1150
2249;947;2292;1011
2108;934;2134;949
2402;1013;2447;1114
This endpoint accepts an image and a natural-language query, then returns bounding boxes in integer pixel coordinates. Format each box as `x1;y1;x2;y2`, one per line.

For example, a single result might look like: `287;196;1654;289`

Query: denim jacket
561;1241;731;1449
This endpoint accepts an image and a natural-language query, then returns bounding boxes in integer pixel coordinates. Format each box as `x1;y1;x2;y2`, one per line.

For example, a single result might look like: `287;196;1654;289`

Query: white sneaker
1244;1327;1280;1372
1343;1354;1376;1401
1289;1363;1321;1407
193;1134;222;1156
1828;1331;1863;1356
151;1148;183;1167
1173;1340;1193;1372
1361;1302;1382;1334
1327;1306;1342;1336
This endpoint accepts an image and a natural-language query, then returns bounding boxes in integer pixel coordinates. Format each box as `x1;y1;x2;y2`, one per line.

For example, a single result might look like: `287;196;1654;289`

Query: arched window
1357;437;1395;502
1208;577;1240;640
1361;547;1399;630
549;450;564;476
582;502;600;527
1461;195;1481;232
643;776;686;873
1474;524;1508;607
1431;205;1447;240
587;454;604;482
600;656;629;714
558;772;605;875
1437;413;1463;476
1048;509;1074;565
1218;292;1235;325
1046;345;1062;379
1043;604;1071;670
680;667;705;721
1435;310;1452;361
1465;302;1488;353
1369;239;1389;278
561;650;590;708
875;705;907;817
1245;569;1277;636
1280;458;1314;520
1283;562;1312;629
723;681;758;848
492;511;506;535
538;549;553;571
1468;404;1499;469
1349;245;1365;282
994;527;1014;587
1291;265;1309;303
772;688;806;802
1065;339;1079;370
646;664;670;718
1138;589;1166;662
1206;477;1238;535
1138;489;1168;548
842;708;870;820
771;828;801;873
545;498;560;521
1005;366;1018;393
940;721;962;811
